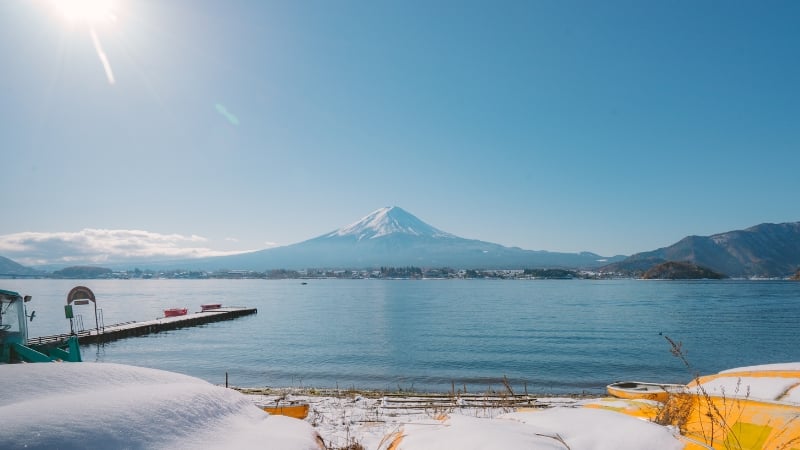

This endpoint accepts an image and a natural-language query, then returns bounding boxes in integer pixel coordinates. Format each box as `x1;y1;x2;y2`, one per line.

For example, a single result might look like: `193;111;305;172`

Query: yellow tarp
604;367;800;450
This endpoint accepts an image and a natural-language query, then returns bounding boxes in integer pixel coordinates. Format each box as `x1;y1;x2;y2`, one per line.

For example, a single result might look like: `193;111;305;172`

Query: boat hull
607;381;685;403
261;403;310;419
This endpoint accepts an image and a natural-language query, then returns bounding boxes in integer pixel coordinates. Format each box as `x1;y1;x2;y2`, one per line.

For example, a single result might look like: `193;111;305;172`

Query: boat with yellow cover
606;363;800;450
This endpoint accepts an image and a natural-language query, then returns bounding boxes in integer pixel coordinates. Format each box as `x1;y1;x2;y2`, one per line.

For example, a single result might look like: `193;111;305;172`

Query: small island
641;261;727;280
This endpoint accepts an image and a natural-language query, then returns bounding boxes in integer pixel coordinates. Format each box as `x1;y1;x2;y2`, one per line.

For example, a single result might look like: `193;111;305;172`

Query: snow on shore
1;363;322;449
2;362;686;449
245;389;684;450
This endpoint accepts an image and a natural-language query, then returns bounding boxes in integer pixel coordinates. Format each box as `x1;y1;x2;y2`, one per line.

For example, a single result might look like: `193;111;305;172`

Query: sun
50;0;117;23
47;0;120;84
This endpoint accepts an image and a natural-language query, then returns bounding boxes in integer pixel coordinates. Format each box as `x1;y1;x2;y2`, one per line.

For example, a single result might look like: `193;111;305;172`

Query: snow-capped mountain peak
327;206;455;241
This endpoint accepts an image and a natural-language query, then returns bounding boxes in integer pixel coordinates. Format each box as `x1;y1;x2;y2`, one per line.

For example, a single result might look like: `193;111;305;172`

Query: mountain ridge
603;221;800;278
0;255;42;277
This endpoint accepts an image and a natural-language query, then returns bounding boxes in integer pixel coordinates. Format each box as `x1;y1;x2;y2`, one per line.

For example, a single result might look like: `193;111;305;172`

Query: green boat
1;288;81;363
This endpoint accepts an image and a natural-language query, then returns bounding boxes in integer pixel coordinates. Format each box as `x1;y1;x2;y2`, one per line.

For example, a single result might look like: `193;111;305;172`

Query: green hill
51;266;112;279
641;261;727;280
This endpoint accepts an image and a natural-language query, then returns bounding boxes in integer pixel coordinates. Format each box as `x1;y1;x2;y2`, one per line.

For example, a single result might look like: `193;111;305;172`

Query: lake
5;279;800;394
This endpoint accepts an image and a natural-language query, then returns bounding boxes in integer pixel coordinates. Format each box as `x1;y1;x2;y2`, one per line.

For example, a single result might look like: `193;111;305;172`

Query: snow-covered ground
2;362;689;449
237;387;686;449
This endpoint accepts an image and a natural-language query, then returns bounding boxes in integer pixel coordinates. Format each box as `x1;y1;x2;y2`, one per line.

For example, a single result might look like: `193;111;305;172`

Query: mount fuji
324;206;456;241
191;206;623;270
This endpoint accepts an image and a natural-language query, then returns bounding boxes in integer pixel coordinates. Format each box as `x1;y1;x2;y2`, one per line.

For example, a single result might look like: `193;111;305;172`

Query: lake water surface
6;279;800;394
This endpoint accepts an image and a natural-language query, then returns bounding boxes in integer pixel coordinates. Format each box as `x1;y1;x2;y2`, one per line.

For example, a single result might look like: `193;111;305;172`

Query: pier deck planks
28;307;257;346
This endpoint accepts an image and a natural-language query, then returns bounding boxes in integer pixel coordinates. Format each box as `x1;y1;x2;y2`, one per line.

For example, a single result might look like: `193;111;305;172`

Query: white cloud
0;229;254;266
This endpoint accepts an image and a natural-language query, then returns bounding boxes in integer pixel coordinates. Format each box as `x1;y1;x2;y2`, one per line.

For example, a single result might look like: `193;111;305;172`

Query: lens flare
90;28;115;84
51;0;116;23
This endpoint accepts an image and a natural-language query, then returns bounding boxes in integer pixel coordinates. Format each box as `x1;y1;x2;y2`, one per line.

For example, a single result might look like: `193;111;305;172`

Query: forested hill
603;222;800;278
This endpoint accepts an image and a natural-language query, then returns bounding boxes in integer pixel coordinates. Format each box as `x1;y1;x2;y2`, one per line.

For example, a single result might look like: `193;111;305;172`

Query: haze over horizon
2;1;798;266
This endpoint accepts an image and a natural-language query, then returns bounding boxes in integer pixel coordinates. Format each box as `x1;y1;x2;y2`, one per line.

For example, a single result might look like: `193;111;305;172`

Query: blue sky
1;0;798;265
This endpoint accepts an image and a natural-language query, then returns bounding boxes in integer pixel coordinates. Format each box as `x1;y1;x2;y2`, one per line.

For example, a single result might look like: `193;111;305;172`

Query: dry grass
327;441;365;450
657;335;746;449
653;392;694;433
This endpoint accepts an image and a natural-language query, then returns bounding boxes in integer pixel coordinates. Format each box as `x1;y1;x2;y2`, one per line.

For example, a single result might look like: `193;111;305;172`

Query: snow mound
0;362;322;450
382;407;683;450
692;362;800;403
691;376;800;402
501;407;683;450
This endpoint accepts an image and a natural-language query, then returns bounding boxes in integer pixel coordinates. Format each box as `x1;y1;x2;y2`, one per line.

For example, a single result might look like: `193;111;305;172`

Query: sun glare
47;0;120;85
51;0;117;23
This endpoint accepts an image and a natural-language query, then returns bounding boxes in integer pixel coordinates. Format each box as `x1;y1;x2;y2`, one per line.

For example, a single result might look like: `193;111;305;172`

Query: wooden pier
28;307;257;346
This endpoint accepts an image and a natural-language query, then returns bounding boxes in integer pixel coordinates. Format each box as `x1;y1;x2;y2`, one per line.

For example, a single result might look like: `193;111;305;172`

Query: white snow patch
697;363;800;404
1;363;322;450
720;362;800;373
692;376;800;403
500;407;684;450
392;414;563;450
387;408;683;450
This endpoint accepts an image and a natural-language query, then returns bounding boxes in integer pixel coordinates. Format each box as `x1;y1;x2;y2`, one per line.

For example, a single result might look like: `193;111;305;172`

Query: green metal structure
1;288;81;363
